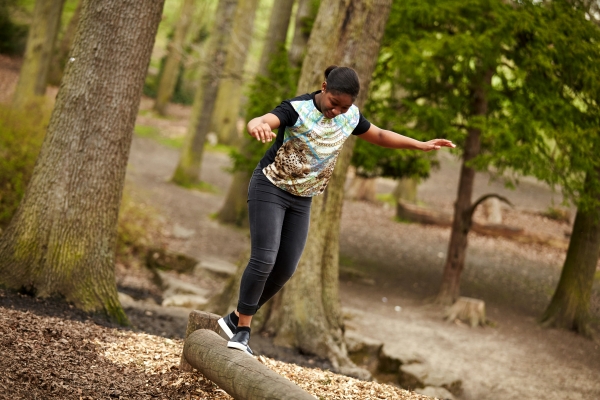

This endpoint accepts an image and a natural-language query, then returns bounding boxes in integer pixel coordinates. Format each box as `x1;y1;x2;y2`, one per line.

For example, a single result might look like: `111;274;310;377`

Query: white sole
227;340;252;355
218;318;234;339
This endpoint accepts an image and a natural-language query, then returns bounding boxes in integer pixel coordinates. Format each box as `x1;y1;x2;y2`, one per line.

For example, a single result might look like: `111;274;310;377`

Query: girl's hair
324;65;360;100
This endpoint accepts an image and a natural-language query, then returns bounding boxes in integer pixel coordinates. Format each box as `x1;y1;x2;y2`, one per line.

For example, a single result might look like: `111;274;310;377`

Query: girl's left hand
422;139;456;152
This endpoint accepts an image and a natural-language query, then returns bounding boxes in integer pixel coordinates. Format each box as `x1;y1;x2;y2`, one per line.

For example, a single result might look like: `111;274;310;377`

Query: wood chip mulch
0;305;432;400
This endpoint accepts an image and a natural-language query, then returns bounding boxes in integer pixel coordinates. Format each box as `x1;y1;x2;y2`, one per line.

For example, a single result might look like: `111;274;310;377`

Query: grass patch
134;124;184;149
177;180;218;194
376;193;396;207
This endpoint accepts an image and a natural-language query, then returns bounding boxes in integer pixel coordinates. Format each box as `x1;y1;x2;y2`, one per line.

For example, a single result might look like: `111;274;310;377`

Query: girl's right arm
247;113;280;143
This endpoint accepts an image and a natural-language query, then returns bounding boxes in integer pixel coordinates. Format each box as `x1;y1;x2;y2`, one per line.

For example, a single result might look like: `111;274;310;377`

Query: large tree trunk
0;0;164;324
263;0;392;372
437;70;493;305
171;0;238;186
210;0;260;146
540;167;600;337
288;0;317;70
12;0;65;108
47;0;81;87
217;0;295;227
153;0;195;116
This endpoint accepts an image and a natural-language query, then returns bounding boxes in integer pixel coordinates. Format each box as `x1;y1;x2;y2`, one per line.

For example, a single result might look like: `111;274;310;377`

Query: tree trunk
12;0;65;108
216;0;295;227
0;0;165;324
153;0;195;116
257;0;294;77
346;175;377;202
289;0;317;70
393;177;419;205
171;0;238;186
437;70;493;305
263;0;392;372
210;0;260;146
47;0;81;87
540;168;600;337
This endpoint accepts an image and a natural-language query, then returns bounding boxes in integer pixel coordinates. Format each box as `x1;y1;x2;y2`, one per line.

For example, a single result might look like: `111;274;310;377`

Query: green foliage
0;102;48;228
116;190;166;265
230;46;298;173
369;0;600;210
0;0;28;55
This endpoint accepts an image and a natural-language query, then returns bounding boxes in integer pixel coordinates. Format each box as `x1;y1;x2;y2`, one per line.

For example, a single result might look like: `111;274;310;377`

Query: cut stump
444;297;486;327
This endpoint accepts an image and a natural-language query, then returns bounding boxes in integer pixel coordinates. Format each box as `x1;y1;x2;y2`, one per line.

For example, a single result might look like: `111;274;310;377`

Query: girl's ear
321;81;327;92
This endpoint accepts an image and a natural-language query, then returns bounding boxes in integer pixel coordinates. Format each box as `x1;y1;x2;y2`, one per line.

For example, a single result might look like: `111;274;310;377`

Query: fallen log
183;329;315;400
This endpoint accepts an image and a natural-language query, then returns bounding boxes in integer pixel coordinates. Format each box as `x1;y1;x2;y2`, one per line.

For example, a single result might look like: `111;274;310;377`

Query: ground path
125;99;599;399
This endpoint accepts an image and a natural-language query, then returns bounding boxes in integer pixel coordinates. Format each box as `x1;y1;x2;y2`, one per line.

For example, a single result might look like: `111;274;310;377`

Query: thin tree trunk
257;0;294;77
437;70;493;305
47;0;81;87
0;0;165;324
394;177;419;205
13;0;65;108
540;167;600;337
172;0;238;186
217;0;295;227
210;0;260;146
264;0;392;372
289;0;316;70
153;0;195;116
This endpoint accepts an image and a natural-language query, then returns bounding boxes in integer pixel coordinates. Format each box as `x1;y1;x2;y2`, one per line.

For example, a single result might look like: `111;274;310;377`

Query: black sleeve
269;101;299;128
352;112;371;135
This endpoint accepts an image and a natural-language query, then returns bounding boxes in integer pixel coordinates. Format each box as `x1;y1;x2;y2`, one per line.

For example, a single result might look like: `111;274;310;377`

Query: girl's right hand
249;122;277;143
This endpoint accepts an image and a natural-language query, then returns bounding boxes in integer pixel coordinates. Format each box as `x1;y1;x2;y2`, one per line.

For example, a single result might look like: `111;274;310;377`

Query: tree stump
444;297;486;327
179;310;221;371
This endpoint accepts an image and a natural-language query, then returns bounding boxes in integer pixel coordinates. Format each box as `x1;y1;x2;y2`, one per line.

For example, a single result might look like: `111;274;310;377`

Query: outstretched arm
359;123;455;151
247;113;280;143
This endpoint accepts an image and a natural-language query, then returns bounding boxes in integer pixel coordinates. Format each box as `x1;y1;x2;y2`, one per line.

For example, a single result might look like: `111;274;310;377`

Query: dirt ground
127;98;600;400
1;54;600;399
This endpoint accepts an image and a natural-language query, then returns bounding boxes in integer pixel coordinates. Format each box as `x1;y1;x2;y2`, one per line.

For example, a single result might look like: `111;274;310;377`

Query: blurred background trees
0;0;598;360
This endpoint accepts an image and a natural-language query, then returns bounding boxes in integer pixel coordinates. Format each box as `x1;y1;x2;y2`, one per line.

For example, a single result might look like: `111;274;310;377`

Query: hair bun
324;65;338;79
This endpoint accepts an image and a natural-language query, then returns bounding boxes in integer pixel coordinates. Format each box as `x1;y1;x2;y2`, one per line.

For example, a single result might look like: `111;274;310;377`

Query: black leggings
236;169;312;316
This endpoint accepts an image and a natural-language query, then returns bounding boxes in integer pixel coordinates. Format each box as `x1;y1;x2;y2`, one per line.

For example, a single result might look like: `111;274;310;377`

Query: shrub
0;102;49;228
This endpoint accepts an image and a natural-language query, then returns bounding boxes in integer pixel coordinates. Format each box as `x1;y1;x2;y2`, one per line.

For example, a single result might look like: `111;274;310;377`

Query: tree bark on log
183;329;315;400
179;310;221;372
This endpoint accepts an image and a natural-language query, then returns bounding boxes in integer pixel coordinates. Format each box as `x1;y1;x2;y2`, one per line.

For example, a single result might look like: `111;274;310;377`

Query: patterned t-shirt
258;91;371;197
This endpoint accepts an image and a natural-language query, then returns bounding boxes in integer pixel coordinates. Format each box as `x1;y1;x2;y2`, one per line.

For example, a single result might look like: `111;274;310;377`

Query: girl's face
319;83;354;119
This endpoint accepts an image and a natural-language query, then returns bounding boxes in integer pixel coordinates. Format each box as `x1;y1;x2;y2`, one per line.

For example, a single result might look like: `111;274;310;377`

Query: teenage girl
218;66;455;354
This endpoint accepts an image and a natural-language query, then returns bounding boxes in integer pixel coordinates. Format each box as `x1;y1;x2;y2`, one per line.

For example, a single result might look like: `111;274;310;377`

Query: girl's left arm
359;123;455;152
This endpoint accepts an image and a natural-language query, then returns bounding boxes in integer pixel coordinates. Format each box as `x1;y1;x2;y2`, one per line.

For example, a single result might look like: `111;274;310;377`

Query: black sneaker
218;314;236;339
227;330;253;355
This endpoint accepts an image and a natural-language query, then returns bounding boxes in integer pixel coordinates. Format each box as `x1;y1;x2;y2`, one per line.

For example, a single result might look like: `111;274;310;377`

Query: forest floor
1;54;600;399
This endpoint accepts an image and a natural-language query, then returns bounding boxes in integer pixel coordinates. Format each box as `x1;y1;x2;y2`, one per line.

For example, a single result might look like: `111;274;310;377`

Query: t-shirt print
263;98;361;197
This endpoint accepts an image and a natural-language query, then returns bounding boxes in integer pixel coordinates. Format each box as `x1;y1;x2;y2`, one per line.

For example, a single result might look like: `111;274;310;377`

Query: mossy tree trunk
153;0;195;116
47;0;81;87
540;167;600;337
171;0;237;187
13;0;65;108
217;0;295;227
0;0;165;324
288;0;318;70
210;0;260;146
436;70;493;305
262;0;392;371
394;177;419;205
